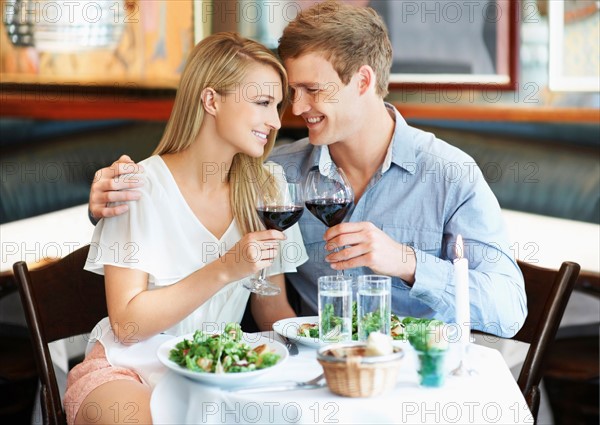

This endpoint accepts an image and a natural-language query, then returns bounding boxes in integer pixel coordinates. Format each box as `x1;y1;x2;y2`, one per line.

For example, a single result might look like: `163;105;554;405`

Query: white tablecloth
0;204;94;273
151;332;533;425
501;209;599;273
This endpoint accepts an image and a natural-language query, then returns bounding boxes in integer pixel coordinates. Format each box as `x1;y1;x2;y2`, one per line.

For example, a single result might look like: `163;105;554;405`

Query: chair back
513;260;580;421
13;245;107;425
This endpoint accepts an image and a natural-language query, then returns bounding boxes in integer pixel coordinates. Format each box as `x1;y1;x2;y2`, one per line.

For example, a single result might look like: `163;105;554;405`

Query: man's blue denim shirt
269;104;526;338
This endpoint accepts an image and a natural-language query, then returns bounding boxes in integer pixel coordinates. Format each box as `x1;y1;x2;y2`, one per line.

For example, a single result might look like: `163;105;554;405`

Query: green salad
320;303;347;339
298;302;445;341
405;319;449;352
169;323;280;373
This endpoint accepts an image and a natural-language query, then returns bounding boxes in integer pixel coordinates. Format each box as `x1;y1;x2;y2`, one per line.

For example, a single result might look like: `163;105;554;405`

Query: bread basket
316;343;404;397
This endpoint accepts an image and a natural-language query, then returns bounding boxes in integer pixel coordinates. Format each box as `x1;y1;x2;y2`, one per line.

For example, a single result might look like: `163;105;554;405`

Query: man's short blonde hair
278;0;392;98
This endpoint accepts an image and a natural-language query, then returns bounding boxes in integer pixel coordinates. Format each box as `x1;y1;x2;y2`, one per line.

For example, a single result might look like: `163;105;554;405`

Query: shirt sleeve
83;174;183;285
409;162;528;338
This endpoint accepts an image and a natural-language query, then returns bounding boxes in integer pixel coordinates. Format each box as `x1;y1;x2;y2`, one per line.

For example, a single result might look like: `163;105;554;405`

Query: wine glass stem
258;268;267;283
278;240;282;274
334;247;344;277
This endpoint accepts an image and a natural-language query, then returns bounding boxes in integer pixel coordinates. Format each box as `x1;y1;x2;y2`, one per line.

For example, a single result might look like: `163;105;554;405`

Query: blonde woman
65;32;307;425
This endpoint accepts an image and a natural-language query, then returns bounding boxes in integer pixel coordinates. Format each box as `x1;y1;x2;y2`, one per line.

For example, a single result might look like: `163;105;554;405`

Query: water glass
357;275;391;341
318;276;353;343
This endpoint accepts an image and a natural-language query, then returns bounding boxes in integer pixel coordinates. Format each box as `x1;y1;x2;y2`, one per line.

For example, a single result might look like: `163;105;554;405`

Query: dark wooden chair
0;269;38;422
542;269;599;425
13;245;107;425
481;260;580;423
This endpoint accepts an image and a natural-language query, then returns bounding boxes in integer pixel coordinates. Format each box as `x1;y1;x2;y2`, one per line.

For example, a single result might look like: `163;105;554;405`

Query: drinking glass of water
318;275;353;343
357;275;391;341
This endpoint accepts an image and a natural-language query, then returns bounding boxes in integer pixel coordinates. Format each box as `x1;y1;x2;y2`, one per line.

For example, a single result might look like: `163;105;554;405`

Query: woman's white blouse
83;155;308;386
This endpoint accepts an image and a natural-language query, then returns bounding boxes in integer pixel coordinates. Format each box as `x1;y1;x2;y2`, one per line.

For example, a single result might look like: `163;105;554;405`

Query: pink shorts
64;342;145;424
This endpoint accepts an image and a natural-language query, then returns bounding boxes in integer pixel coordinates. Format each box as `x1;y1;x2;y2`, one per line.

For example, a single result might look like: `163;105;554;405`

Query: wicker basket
316;343;404;397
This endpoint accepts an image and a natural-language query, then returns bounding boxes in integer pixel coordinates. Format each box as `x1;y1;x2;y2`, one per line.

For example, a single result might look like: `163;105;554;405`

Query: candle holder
451;234;476;377
450;342;477;377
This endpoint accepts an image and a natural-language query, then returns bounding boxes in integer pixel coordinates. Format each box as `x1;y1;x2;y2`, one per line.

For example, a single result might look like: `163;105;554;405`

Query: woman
65;32;307;424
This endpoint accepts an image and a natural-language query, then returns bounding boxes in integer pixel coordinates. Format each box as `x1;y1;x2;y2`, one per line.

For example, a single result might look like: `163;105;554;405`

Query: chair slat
14;245;108;425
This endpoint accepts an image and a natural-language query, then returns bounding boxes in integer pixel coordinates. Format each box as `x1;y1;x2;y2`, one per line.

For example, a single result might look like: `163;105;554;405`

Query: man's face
285;53;361;146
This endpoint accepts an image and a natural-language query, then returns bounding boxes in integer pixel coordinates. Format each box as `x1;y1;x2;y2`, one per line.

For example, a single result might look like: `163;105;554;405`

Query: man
88;1;526;337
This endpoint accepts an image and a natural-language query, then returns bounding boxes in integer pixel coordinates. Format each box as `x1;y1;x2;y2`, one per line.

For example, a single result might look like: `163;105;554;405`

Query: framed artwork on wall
374;0;518;90
1;0;193;89
548;0;600;92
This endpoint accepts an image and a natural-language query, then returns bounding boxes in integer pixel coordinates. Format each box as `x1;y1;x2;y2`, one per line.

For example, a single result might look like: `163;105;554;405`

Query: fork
228;373;325;394
281;336;299;356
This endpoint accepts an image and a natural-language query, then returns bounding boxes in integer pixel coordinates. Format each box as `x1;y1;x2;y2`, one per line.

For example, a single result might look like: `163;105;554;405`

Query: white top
83;155;308;386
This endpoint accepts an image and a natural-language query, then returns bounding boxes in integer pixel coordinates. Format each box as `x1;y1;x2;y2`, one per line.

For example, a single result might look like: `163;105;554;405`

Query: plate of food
273;308;454;348
157;323;288;386
272;316;322;347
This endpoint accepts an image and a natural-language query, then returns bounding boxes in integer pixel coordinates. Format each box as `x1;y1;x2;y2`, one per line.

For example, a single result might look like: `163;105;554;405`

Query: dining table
3;205;593;422
2;205;597;378
150;331;534;425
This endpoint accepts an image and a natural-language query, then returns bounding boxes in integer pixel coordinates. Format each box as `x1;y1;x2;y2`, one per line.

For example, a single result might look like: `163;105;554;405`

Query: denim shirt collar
309;102;417;176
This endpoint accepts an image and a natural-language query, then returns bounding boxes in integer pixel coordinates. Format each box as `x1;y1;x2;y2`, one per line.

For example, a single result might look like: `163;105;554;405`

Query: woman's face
213;63;284;158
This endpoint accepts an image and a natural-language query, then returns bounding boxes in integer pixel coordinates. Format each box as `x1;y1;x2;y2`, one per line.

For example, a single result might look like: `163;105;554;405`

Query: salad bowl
157;331;288;387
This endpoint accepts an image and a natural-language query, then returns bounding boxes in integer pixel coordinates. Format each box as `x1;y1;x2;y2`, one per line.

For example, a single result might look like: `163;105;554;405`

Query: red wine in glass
305;199;352;227
304;167;354;277
256;206;304;231
244;181;303;296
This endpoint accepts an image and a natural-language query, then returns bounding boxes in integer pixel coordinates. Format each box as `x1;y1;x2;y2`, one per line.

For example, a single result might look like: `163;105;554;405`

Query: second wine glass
243;180;304;296
304;166;354;277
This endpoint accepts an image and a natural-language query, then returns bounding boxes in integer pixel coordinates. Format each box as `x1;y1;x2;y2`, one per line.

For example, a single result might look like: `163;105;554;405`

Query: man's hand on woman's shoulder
89;155;145;222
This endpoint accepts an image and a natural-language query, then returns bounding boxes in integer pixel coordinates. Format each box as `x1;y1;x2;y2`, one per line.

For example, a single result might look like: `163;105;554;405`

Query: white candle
454;234;470;345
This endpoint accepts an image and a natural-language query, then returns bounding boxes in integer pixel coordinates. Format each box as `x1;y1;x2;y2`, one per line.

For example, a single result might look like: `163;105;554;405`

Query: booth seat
1;119;598;225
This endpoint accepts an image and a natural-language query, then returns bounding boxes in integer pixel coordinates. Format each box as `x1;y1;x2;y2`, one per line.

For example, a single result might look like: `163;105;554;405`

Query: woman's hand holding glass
219;230;285;285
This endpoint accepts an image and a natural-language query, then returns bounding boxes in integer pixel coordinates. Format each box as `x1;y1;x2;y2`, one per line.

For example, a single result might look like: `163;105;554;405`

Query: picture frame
548;0;600;92
377;0;519;90
196;0;519;91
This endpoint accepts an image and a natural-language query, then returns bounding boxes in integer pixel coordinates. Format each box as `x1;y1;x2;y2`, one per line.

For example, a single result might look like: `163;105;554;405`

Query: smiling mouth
306;116;324;125
252;130;268;140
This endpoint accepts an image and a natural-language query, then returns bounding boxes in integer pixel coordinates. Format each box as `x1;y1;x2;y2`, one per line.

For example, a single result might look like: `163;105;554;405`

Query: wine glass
243;180;304;296
304;165;354;277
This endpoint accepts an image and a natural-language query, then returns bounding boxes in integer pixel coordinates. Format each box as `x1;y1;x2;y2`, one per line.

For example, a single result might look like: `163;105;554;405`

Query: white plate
157;333;288;387
272;316;459;349
272;316;323;348
273;316;460;344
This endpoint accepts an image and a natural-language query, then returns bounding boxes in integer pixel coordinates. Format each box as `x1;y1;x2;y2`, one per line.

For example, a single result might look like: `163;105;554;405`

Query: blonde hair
154;32;289;235
278;0;392;98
